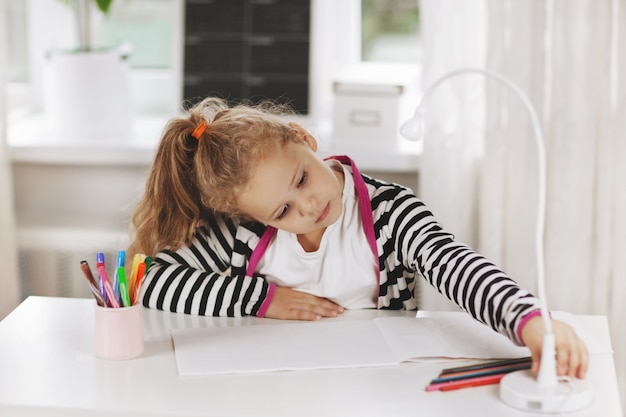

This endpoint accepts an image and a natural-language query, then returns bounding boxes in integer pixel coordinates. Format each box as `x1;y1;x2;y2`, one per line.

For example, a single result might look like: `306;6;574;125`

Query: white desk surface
0;296;622;417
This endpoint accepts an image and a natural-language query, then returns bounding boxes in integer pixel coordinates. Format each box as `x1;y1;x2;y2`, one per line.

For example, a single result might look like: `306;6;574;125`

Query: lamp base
499;370;593;414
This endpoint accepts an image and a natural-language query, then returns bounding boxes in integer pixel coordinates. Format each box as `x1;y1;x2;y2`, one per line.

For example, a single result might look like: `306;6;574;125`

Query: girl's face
237;133;344;236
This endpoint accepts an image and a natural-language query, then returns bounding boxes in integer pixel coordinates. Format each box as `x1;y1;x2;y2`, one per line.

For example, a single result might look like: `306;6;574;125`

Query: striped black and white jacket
141;156;541;345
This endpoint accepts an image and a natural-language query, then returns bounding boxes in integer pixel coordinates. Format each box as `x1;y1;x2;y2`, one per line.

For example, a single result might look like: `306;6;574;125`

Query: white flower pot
43;49;133;141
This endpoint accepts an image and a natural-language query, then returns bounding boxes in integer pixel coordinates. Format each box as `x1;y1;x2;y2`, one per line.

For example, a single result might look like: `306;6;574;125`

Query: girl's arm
139;218;343;319
384;188;540;341
140;220;270;317
387;188;587;377
141;255;271;317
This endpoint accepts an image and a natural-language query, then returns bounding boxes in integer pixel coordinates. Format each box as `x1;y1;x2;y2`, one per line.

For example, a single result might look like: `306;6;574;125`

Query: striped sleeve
140;218;269;317
381;187;541;345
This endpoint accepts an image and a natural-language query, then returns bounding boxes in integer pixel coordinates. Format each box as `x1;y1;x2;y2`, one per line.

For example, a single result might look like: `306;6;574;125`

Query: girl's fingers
553;321;589;378
568;341;589;379
530;352;541;374
299;296;344;319
522;318;589;380
556;345;571;376
266;287;344;321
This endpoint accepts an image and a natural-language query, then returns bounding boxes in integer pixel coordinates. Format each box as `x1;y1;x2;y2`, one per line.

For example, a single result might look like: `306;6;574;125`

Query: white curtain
420;0;626;410
0;5;21;318
417;0;488;311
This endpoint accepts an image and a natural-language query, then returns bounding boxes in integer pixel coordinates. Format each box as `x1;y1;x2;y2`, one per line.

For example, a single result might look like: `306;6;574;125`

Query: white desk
0;296;622;417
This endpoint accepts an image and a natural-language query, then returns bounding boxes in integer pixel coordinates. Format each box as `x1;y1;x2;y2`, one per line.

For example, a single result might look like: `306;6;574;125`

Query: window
4;0;181;116
5;0;28;82
5;0;174;78
361;0;421;63
94;0;174;69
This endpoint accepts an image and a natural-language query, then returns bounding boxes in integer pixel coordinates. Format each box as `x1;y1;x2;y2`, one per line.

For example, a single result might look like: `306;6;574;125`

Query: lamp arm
414;68;551;335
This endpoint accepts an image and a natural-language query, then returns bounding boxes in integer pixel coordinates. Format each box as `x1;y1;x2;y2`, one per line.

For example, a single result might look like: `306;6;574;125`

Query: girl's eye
275;172;306;221
297;172;308;188
276;205;289;220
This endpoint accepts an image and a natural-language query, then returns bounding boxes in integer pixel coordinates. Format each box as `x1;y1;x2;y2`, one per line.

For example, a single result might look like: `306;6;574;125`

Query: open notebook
170;311;606;377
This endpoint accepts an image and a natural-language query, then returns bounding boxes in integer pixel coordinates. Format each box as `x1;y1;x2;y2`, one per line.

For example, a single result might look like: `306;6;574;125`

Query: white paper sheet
171;320;399;376
374;313;530;362
171;311;612;376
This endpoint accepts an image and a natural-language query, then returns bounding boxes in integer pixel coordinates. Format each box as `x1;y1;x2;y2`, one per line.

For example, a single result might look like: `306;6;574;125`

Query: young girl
130;97;587;379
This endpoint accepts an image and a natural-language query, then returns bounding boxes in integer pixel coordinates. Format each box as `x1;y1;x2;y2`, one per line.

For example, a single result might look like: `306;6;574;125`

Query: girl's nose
298;195;318;216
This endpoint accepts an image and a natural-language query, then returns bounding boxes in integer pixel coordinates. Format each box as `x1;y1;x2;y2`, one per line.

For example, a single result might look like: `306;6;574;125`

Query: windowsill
8;110;422;173
7;110;165;166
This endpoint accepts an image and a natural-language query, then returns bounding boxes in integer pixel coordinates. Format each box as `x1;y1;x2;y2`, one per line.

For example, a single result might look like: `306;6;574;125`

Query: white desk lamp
400;67;593;413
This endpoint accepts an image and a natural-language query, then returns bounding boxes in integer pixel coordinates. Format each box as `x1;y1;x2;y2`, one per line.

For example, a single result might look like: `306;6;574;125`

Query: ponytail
129;116;204;258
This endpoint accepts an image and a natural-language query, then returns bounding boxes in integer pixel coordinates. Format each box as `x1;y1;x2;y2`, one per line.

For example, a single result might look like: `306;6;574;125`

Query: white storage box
332;62;420;151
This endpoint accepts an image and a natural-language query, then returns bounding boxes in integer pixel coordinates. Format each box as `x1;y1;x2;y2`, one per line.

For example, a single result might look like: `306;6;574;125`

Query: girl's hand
520;316;589;379
265;287;344;321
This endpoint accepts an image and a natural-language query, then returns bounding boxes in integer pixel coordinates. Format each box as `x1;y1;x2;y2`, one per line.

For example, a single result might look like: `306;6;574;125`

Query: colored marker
128;253;143;294
131;261;147;305
97;262;120;308
96;252;108;306
113;250;126;303
79;260;105;307
133;256;151;305
144;256;152;270
117;266;131;307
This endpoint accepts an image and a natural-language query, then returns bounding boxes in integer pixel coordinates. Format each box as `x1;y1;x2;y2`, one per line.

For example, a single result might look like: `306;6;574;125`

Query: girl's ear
288;122;318;151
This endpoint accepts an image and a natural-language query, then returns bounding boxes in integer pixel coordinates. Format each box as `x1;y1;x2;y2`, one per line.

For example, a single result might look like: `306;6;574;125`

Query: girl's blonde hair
128;97;297;257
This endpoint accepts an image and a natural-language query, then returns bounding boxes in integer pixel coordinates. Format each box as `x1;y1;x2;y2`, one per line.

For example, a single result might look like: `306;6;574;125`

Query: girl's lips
316;203;330;223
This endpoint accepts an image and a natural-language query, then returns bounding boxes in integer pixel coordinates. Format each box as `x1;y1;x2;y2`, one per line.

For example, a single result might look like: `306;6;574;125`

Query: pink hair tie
191;122;208;140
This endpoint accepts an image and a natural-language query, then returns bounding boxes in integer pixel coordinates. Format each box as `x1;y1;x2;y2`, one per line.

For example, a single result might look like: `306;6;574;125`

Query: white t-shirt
256;163;379;309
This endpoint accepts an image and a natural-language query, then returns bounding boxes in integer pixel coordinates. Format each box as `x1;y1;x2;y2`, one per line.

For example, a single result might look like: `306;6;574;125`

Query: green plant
92;0;113;13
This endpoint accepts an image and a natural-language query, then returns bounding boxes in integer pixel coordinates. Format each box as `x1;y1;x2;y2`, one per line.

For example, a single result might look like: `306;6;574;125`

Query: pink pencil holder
94;303;144;360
